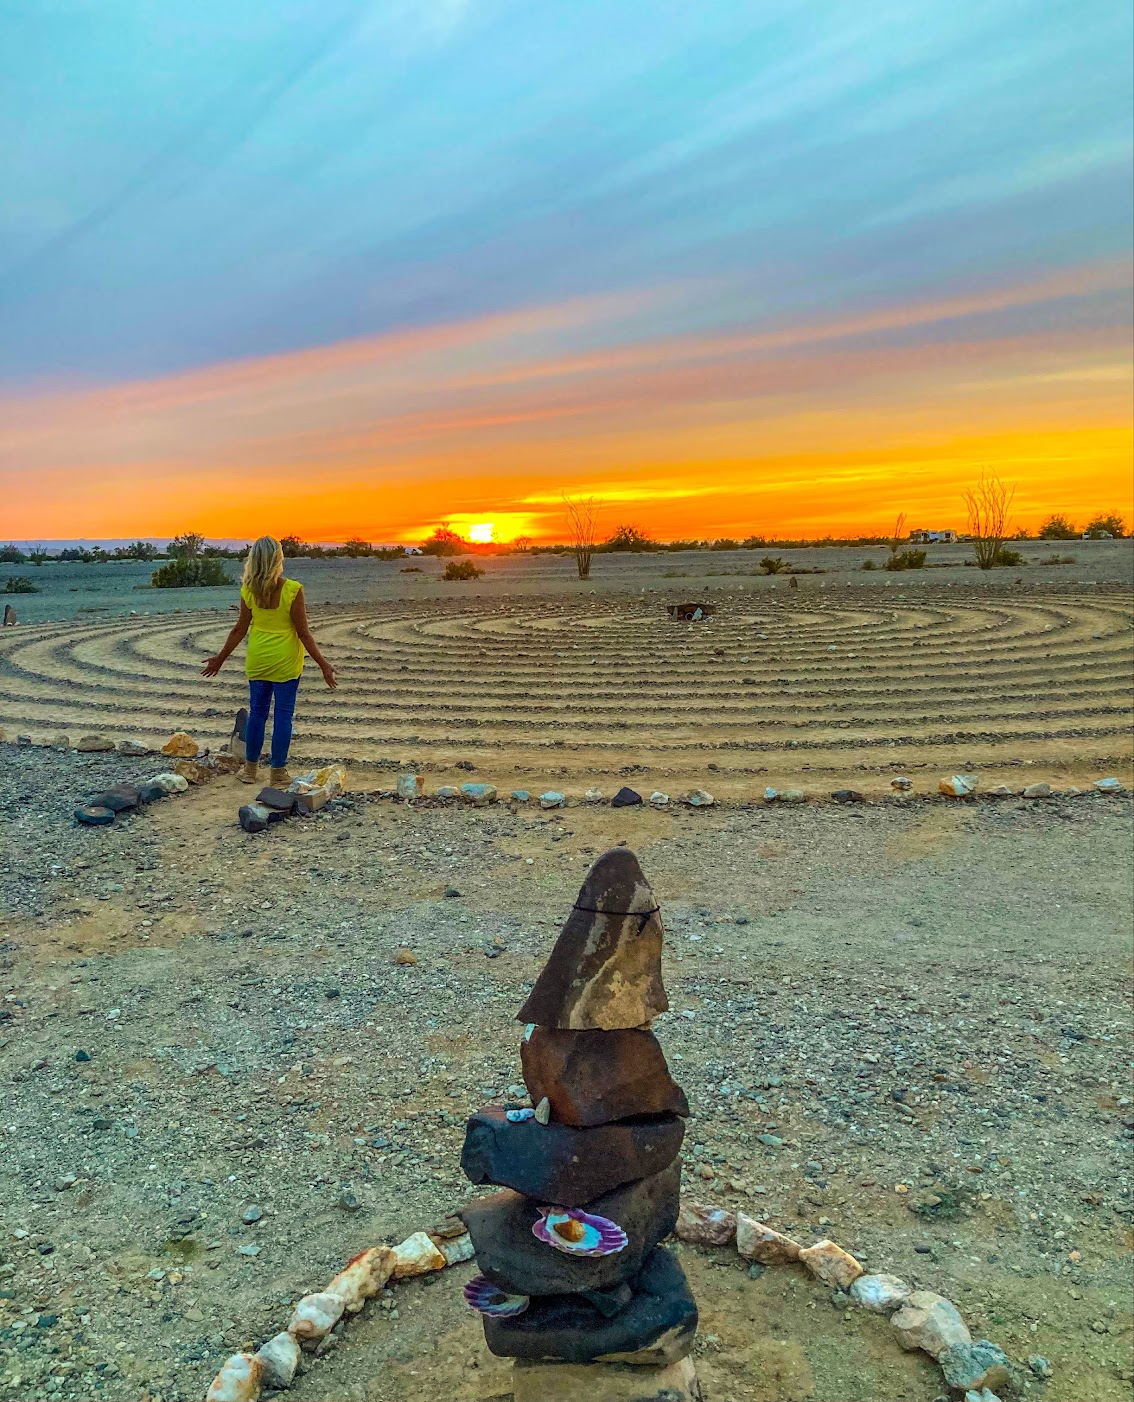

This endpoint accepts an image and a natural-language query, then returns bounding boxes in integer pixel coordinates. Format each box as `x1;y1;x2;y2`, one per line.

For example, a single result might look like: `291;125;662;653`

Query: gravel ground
0;742;1131;1402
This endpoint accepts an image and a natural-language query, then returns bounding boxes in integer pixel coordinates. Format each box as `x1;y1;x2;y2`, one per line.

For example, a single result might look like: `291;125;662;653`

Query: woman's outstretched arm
202;599;252;676
290;587;338;689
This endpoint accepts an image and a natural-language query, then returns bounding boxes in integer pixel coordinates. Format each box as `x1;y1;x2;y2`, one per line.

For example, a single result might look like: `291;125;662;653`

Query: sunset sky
1;1;1131;544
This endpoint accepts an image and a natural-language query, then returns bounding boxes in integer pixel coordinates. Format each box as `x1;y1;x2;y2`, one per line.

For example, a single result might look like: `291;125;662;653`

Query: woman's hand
321;663;338;690
201;655;225;677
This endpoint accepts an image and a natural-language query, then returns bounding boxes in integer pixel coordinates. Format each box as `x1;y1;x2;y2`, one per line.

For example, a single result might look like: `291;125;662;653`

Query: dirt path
1;744;1131;1401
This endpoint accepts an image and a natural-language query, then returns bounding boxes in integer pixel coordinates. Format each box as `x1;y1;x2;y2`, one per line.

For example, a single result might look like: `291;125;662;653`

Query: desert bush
884;549;927;572
861;558;878;571
151;557;233;588
710;537;739;550
0;545;27;563
964;471;1016;570
443;560;484;580
1038;514;1077;540
758;556;787;575
421;525;467;556
5;575;39;593
606;524;656;552
990;547;1024;567
564;496;597;579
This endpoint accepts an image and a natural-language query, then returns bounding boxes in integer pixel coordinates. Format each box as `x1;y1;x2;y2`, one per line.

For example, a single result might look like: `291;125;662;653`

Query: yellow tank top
241;577;305;681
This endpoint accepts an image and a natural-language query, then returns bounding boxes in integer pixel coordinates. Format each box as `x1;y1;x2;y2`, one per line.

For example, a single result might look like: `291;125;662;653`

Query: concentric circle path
1;593;1130;790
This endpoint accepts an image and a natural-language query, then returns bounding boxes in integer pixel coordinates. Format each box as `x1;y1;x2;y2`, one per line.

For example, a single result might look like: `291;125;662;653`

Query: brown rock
736;1216;802;1265
521;1026;688;1128
512;1356;702;1402
76;734;115;753
161;730;200;757
675;1203;736;1247
394;948;417;965
798;1239;863;1288
517;848;668;1031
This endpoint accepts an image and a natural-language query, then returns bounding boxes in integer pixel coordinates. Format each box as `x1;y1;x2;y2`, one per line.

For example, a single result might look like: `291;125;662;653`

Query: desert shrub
884;549;927;572
5;575;39;593
861;558;877;571
400;565;423;573
606;524;655;552
1038;514;1077;540
0;546;27;563
988;546;1024;567
443;560;484;580
710;537;739;550
421;525;467;556
758;556;787;575
151;557;233;588
1083;511;1126;538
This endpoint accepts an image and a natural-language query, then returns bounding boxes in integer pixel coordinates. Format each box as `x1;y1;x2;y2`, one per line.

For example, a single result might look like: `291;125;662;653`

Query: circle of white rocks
673;1203;1049;1402
201;1201;1051;1402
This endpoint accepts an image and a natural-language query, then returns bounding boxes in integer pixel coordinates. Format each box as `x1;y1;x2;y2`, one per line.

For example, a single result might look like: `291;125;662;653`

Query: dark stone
87;785;140;813
232;707;248;742
611;787;643;808
136;783;167;804
461;1105;685;1206
75;805;115;827
521;1027;688;1128
483;1246;697;1365
238;804;270;834
256;786;297;813
516;848;669;1031
459;1158;681;1297
74;1050;91;1062
831;789;864;804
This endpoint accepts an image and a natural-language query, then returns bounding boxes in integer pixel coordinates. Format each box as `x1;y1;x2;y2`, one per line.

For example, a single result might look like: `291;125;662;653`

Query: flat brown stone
521;1027;688;1128
516;849;669;1031
512;1356;702;1402
459;1159;681;1297
461;1105;685;1205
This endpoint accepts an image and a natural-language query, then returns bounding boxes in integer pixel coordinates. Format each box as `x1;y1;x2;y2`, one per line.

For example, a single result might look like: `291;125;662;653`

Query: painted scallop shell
532;1209;628;1257
463;1275;529;1317
505;1107;536;1123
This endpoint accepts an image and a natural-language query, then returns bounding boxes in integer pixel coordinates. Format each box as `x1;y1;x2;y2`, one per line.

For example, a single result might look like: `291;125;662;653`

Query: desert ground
1;544;1132;1402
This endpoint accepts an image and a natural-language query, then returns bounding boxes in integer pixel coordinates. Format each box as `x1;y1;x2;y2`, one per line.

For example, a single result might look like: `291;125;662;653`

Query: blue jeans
247;677;300;768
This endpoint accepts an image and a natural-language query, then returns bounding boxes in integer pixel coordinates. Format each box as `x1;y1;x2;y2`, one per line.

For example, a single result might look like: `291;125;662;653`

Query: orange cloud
1;264;1130;541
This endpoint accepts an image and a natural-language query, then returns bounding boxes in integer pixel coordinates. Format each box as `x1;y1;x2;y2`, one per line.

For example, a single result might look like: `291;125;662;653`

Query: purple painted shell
532;1208;628;1257
463;1275;530;1317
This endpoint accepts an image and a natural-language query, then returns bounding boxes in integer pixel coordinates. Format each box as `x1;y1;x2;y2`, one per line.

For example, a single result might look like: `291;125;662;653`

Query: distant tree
758;556;787;575
963;472;1018;569
113;540;159;561
421;525;467;557
741;534;771;549
167;532;206;559
340;536;373;557
57;547;90;562
1038;513;1077;540
280;534;306;558
151;557;232;588
0;545;27;563
1083;511;1126;539
511;535;534;553
27;546;51;565
710;537;740;550
606;523;655;552
564;496;598;579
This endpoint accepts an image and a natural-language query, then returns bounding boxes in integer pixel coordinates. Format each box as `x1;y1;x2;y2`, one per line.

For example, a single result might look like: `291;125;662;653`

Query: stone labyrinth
1;593;1131;786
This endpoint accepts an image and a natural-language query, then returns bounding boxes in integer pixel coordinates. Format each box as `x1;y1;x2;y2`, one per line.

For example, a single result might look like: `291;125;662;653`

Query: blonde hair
242;535;285;608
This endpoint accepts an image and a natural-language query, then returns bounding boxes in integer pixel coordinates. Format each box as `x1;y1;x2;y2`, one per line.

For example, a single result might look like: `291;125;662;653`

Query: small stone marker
611;786;642;807
539;790;565;808
2;604;16;626
396;773;422;800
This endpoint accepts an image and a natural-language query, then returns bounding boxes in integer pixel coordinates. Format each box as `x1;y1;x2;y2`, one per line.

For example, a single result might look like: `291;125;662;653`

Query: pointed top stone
517;848;669;1030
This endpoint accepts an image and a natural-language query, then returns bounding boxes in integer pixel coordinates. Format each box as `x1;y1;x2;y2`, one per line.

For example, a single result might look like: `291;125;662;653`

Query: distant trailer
909;529;957;544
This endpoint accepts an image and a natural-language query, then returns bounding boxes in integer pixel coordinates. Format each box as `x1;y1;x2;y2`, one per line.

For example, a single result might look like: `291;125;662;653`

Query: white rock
890;776;913;791
675;1203;737;1246
649;791;670;806
1095;777;1125;793
681;789;714;807
988;784;1015;797
1023;782;1052;798
149;772;190;794
205;1352;263;1402
890;1290;972;1358
256;1332;299;1389
939;774;978;796
436;785;460;799
539;791;565;809
437;1231;475;1266
391;1231;446;1278
850;1273;912;1314
287;1291;344;1343
584;788;603;802
326;1245;396;1312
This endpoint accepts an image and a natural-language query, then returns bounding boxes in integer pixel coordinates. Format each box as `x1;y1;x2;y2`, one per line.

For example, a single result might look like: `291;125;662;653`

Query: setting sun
467;522;496;543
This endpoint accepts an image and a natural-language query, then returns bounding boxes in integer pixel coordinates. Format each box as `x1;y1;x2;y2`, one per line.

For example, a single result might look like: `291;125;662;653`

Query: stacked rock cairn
458;848;703;1402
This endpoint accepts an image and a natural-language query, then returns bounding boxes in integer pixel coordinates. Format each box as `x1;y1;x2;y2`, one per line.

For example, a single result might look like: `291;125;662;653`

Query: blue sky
0;0;1130;540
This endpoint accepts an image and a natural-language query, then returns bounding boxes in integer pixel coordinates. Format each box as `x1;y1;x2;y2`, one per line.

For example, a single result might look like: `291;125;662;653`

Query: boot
270;766;292;788
239;760;259;784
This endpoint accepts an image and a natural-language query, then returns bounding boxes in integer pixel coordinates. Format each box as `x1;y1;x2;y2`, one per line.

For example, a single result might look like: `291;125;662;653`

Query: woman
202;535;337;785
